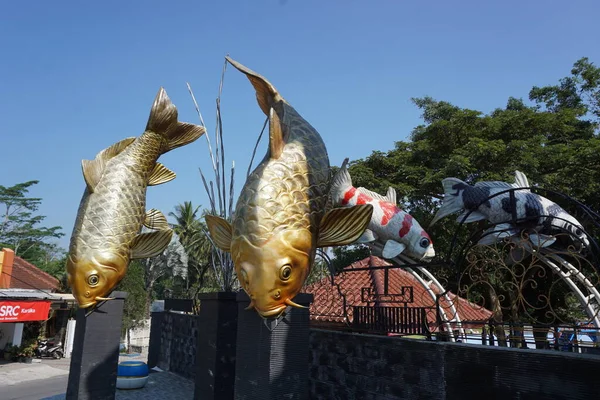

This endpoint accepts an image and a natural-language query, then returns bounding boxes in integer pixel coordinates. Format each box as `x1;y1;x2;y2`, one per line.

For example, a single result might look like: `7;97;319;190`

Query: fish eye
574;228;582;236
419;238;430;248
280;265;292;281
88;274;99;287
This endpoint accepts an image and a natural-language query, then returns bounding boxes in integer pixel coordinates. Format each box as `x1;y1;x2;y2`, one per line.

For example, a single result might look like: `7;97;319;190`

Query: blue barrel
116;361;149;390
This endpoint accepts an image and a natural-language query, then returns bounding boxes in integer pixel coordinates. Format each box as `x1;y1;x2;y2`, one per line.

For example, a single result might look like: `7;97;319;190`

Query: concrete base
66;291;127;400
234;291;313;400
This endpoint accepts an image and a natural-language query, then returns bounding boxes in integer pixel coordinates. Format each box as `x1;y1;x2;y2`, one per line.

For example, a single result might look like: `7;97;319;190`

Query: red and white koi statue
329;158;436;261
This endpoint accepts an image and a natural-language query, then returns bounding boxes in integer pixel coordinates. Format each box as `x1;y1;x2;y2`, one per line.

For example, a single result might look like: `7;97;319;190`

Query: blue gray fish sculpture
430;171;589;248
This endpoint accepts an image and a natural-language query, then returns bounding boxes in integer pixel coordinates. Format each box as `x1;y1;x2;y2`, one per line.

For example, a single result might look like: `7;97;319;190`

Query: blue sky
1;0;599;251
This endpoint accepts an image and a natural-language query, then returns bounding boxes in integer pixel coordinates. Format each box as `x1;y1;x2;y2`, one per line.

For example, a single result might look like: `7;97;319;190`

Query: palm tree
168;201;214;294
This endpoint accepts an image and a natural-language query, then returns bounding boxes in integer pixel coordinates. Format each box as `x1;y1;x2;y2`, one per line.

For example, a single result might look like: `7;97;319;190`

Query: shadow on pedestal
66;291;127;400
234;291;313;400
194;292;239;400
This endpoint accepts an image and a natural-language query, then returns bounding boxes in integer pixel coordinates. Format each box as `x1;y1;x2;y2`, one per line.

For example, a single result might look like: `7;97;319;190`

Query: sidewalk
1;353;194;400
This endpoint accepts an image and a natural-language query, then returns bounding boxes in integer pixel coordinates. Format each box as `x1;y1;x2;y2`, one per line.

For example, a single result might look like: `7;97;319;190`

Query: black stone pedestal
234;291;313;400
66;291;127;400
194;292;239;400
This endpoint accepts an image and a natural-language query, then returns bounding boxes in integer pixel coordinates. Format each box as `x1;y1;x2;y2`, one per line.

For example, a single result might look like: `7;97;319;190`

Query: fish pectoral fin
529;233;556;248
81;137;136;192
382;240;406;259
130;229;173;259
166;122;206;152
225;56;282;116
317;204;373;247
205;215;233;252
456;210;487;224
144;209;170;231
148;163;176;186
268;107;285;159
355;229;378;243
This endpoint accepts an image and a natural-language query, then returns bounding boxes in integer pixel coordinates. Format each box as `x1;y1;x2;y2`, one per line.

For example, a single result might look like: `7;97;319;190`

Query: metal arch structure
442;184;600;334
368;241;465;342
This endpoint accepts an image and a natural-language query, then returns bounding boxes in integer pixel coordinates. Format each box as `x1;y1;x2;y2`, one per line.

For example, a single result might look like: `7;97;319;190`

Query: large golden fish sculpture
66;88;206;308
205;57;373;318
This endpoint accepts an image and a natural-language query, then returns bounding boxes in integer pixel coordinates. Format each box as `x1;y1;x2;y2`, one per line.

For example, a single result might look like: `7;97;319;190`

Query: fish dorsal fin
144;209;170;231
130;228;173;259
148;163;176;186
268;107;285;159
386;187;397;204
514;170;531;191
226;56;283;116
205;215;233;252
357;187;387;202
317;204;373;247
474;180;515;189
81;137;136;192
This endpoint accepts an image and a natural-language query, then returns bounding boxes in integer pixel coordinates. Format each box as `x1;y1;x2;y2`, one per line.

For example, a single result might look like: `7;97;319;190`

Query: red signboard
0;301;51;322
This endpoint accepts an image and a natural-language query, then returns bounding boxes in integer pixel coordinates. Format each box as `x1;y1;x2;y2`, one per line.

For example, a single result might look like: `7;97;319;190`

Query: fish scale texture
232;105;330;245
69;134;165;260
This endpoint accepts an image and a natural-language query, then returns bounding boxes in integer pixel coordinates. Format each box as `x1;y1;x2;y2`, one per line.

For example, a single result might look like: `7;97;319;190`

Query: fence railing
352;305;431;337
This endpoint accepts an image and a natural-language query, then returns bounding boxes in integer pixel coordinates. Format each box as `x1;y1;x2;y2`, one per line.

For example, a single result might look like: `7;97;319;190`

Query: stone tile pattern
309;328;600;400
155;312;200;380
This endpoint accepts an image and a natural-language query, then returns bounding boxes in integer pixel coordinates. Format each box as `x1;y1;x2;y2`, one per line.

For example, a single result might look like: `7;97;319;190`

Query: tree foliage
332;57;600;327
0;180;64;263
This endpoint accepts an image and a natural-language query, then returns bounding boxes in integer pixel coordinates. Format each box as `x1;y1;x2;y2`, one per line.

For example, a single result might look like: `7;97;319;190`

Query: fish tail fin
329;158;353;205
430;178;468;226
146;87;206;153
225;56;283;116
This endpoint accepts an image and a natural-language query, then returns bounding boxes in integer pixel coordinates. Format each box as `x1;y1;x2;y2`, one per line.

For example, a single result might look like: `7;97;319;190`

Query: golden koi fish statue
205;57;373;319
66;88;206;308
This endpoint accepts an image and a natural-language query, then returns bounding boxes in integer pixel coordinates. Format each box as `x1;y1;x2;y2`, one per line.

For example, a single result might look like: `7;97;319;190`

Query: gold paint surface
66;88;205;308
206;58;372;318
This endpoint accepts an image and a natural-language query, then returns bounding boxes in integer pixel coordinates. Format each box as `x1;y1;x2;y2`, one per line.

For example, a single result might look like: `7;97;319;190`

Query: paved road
1;375;67;400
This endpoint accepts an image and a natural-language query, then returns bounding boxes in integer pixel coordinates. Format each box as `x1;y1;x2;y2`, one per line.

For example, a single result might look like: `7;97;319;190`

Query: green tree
115;260;147;351
334;57;600;333
0;180;65;263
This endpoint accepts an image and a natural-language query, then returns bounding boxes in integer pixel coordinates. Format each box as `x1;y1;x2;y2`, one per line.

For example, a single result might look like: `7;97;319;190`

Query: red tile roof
8;256;60;291
304;256;492;331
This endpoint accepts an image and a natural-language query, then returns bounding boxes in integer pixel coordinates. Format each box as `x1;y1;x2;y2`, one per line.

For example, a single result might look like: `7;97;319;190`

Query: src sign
0;301;51;322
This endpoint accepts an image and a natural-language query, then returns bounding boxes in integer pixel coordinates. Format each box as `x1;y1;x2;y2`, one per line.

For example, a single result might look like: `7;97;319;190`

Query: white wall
125;318;152;353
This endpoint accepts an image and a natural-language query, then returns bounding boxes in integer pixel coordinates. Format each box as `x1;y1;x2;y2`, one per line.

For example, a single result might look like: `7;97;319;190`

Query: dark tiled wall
149;311;200;380
309;329;600;400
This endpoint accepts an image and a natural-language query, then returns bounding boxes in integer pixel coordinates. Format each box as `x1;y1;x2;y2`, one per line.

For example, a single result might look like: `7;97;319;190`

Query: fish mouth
255;305;288;319
76;301;97;309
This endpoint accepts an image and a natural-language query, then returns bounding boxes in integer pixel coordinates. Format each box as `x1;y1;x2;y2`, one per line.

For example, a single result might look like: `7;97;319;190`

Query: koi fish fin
145;87;206;153
386;187;397;205
477;223;516;245
514;170;531;191
456;210;487;224
329;158;353;205
144;209;170;231
268;107;285;159
529;233;556;248
382;240;406;259
205;215;233;252
430;177;469;226
225;56;284;116
355;229;378;243
317;204;373;247
148;163;176;186
357;187;387;202
130;229;173;259
81;137;136;192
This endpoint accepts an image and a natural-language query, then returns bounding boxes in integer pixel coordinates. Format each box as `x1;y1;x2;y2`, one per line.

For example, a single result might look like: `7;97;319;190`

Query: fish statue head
234;228;314;318
404;224;436;262
66;251;127;308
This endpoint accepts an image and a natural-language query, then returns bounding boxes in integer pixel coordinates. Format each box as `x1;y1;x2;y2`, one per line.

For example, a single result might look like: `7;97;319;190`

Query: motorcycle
35;338;64;359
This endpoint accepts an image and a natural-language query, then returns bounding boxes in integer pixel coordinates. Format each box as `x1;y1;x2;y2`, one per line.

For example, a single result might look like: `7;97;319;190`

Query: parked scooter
35;338;64;359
